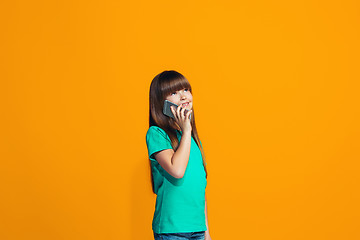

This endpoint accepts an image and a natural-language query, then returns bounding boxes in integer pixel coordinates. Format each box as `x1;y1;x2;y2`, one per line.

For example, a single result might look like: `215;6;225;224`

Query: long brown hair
148;70;208;193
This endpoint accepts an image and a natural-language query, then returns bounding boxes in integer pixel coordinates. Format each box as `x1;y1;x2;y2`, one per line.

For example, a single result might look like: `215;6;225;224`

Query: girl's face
165;88;193;110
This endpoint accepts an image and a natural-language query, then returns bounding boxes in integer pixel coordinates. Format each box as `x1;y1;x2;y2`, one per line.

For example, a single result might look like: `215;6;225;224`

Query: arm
153;105;193;179
153;130;191;179
205;193;212;240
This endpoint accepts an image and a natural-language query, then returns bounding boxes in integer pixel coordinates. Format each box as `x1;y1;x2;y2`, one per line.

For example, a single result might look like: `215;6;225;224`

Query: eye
184;88;189;92
171;92;176;96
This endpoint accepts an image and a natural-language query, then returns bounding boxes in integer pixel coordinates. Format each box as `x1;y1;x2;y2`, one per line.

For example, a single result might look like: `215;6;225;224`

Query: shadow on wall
130;156;156;240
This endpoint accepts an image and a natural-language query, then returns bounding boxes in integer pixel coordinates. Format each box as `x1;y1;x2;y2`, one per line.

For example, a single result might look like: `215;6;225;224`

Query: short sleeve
146;126;173;161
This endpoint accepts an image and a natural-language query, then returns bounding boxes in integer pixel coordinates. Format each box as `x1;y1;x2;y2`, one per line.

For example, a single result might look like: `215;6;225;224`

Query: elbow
173;169;185;179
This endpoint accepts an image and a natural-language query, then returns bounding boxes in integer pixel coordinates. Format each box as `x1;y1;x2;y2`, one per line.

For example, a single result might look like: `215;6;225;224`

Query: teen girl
146;70;212;240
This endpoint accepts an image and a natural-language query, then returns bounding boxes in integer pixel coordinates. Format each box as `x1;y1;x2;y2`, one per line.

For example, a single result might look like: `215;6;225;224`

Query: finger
171;106;178;120
181;107;187;118
176;105;182;118
186;110;192;119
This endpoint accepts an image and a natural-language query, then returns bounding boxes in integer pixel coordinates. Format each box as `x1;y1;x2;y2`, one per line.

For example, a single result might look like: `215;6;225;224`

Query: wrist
182;129;192;135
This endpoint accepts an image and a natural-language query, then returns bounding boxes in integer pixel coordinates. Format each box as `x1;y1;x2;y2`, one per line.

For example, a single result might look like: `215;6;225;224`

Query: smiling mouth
182;102;189;107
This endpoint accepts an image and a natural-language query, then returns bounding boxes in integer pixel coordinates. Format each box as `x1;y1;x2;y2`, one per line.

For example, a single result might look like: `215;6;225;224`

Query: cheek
166;96;179;104
187;93;193;101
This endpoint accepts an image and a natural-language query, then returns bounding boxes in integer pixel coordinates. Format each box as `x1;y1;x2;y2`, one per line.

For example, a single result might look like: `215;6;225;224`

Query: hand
171;105;192;133
205;231;212;240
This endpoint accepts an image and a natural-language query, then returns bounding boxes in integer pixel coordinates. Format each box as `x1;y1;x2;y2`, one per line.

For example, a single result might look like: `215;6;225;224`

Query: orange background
1;0;359;239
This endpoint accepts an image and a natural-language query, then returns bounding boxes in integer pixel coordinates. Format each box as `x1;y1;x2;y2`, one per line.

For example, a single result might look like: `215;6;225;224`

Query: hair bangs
160;75;192;98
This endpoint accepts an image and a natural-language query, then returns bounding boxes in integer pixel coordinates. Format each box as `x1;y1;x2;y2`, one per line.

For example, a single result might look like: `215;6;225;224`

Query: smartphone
163;100;192;121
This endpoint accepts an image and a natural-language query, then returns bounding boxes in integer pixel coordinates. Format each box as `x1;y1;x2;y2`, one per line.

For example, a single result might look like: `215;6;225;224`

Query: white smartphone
163;100;192;120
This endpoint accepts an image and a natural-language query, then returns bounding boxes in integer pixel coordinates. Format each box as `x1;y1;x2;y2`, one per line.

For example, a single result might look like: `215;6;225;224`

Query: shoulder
146;126;169;140
147;125;165;135
146;126;173;150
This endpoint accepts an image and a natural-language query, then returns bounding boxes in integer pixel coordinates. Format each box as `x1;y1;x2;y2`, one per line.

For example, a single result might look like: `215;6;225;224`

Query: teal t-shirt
146;126;207;234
